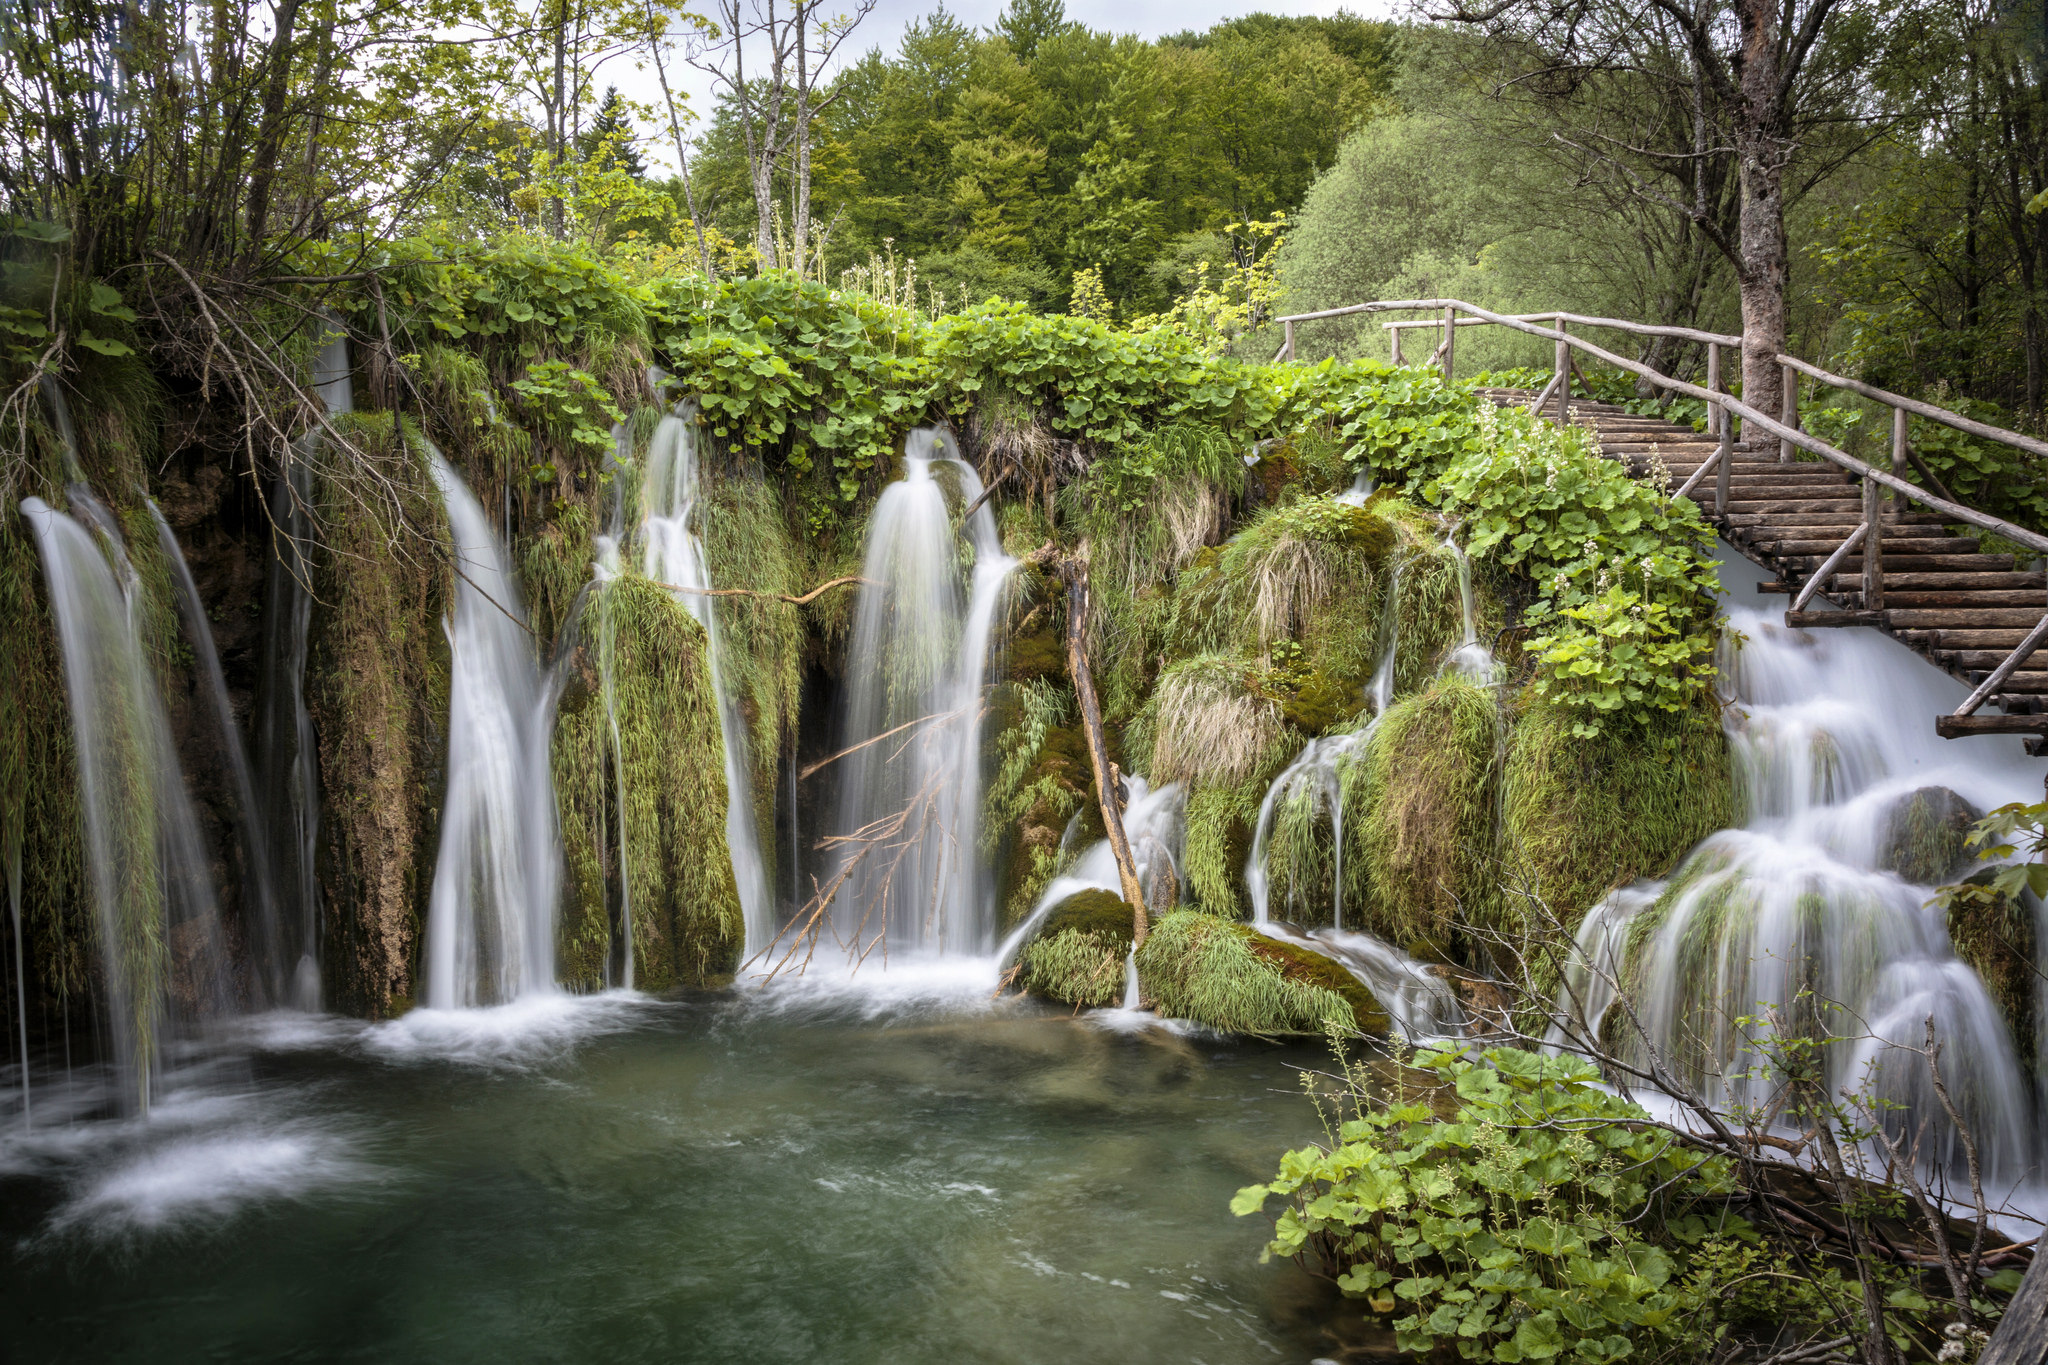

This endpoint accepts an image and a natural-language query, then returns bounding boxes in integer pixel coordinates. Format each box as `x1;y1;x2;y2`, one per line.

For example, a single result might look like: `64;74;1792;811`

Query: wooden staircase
1481;389;2048;749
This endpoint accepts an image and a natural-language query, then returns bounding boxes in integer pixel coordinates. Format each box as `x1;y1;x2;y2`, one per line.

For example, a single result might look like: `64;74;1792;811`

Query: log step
1935;714;2048;738
1884;609;2048;629
1785;611;1886;628
1879;590;2048;608
1810;554;2015;572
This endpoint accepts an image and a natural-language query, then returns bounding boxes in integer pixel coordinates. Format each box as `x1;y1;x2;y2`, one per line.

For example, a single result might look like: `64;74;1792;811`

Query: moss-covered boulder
1354;678;1498;948
1502;701;1731;932
1877;787;1980;886
305;415;451;1017
1019;889;1135;1008
1134;910;1390;1035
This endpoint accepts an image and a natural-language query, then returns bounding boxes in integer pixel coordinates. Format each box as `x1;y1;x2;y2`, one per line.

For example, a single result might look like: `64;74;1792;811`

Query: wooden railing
1272;298;2048;725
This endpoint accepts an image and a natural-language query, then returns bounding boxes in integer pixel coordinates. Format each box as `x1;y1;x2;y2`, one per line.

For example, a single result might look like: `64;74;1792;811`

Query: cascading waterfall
151;501;283;1006
1237;529;1464;1036
831;430;1017;957
1556;547;2046;1184
20;490;233;1111
638;399;774;959
422;455;563;1009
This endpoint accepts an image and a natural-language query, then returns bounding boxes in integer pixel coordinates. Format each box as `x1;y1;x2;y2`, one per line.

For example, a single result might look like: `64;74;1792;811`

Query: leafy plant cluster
1234;1045;1753;1363
1326;368;1722;731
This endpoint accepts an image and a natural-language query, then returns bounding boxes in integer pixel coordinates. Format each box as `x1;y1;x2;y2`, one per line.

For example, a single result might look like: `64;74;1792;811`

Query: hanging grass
1501;700;1730;931
1135;910;1387;1035
1019;888;1136;1009
553;574;742;992
1147;653;1287;789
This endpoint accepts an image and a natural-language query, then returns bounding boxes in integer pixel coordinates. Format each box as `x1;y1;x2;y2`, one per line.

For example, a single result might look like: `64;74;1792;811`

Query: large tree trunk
1734;0;1788;424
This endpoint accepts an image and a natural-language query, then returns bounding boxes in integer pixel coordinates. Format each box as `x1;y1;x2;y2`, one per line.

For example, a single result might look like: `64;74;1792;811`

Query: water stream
421;455;563;1009
829;431;1017;958
151;501;282;1005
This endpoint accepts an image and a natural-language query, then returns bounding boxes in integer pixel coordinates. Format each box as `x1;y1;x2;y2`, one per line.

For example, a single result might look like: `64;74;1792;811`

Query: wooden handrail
1295;297;2048;557
1774;353;2048;462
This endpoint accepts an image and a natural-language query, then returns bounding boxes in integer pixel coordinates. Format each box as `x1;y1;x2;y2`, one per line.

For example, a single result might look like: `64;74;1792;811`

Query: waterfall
831;430;1017;957
638;403;774;959
1556;546;2046;1184
421;455;563;1009
151;502;284;1006
1440;530;1499;683
20;492;233;1111
998;778;1187;965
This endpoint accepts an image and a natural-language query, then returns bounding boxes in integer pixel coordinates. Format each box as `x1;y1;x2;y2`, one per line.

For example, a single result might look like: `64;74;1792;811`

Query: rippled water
0;968;1368;1363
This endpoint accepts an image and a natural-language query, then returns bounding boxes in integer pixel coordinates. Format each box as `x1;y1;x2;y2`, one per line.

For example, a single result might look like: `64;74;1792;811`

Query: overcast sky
610;0;1403;172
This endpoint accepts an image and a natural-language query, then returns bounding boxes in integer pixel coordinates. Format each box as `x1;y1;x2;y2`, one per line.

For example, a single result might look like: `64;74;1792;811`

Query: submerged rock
1877;786;1981;886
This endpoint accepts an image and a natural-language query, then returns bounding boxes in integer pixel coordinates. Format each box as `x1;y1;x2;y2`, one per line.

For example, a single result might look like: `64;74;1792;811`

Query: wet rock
1877;786;1981;885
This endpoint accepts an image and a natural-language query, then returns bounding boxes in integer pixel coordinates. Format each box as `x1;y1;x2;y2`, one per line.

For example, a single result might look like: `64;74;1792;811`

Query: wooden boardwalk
1481;389;2048;749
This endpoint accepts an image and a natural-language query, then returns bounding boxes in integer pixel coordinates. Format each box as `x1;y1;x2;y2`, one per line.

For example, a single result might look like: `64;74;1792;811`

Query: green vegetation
1234;1045;1756;1362
553;575;742;991
1017;888;1133;1009
1134;910;1387;1035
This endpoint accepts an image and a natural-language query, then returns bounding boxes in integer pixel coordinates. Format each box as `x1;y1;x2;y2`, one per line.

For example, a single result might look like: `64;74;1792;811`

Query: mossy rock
1134;910;1389;1036
1946;878;2036;1072
1878;787;1980;886
1018;891;1138;1009
1501;700;1731;934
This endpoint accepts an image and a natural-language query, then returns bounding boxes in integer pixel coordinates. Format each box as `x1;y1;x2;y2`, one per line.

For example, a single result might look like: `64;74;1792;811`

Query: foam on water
361;991;652;1068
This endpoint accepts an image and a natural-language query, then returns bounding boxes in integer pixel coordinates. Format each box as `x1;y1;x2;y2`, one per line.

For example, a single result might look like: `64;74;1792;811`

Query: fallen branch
1062;542;1148;942
653;575;872;605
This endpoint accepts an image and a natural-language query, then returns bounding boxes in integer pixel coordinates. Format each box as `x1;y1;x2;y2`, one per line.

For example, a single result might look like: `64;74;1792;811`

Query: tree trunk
242;0;305;253
791;10;813;276
549;0;568;239
1733;0;1788;424
1060;548;1147;944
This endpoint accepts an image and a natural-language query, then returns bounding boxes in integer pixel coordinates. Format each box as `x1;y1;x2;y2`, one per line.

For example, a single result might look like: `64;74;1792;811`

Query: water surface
0;968;1366;1363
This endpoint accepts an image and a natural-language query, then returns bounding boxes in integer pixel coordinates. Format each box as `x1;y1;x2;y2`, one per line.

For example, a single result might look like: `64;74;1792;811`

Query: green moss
1022;928;1129;1009
553;574;743;991
1180;774;1269;919
304;413;452;1017
1135;910;1386;1035
1877;787;1980;886
1352;677;1499;948
1018;889;1138;1009
983;679;1086;928
1502;701;1731;930
1946;883;2036;1072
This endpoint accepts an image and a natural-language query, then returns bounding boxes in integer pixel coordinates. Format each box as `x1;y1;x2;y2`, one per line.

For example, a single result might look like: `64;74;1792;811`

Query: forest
3;0;2048;1363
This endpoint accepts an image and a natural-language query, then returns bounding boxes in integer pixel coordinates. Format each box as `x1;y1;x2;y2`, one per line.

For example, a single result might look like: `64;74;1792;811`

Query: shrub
1233;1044;1752;1363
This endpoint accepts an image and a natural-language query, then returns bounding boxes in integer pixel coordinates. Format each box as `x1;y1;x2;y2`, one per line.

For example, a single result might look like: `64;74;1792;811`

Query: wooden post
1980;1240;2048;1365
1391;323;1403;366
1862;469;1885;610
1705;343;1721;443
1553;317;1569;426
1780;364;1798;463
1061;547;1148;942
1713;405;1732;518
1282;319;1295;363
1441;304;1456;384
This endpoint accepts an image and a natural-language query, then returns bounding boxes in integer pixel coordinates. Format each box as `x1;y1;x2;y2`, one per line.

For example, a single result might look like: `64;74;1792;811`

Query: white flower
1937;1340;1967;1362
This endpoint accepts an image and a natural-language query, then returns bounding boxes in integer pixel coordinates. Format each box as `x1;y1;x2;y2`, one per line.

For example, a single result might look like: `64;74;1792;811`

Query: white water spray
831;430;1017;956
422;456;563;1009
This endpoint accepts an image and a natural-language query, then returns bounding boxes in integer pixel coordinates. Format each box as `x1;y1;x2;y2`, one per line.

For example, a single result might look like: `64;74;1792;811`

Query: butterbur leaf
77;330;133;356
